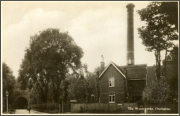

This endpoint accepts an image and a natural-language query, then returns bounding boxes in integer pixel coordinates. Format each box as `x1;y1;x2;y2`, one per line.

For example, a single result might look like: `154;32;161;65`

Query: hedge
30;103;59;113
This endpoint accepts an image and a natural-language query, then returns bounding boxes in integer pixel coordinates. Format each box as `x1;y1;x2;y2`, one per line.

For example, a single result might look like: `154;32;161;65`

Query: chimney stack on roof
100;55;105;72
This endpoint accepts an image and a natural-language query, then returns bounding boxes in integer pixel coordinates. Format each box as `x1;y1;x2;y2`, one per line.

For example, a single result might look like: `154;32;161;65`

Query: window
109;94;115;103
109;78;115;87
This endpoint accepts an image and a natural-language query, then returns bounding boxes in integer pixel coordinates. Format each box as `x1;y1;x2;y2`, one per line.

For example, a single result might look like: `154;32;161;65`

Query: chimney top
126;3;135;9
101;55;104;62
100;55;105;73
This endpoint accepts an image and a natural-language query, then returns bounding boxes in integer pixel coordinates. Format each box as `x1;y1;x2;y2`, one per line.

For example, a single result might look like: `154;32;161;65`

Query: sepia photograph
1;1;179;114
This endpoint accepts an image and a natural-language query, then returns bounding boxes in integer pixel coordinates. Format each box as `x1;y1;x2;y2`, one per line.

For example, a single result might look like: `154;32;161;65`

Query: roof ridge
99;61;126;78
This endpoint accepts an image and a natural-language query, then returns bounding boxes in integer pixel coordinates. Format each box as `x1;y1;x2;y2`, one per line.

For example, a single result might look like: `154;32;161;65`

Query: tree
2;62;16;111
18;28;83;103
137;2;178;79
67;67;89;103
66;63;99;103
138;2;178;30
68;77;88;103
160;2;178;30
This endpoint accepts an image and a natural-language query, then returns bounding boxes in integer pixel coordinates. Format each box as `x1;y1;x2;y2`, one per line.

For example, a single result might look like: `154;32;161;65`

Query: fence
31;103;59;113
145;103;178;114
71;103;141;113
71;103;178;114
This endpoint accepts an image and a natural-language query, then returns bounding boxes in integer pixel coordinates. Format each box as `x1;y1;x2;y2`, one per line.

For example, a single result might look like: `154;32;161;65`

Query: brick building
99;62;147;103
98;3;178;104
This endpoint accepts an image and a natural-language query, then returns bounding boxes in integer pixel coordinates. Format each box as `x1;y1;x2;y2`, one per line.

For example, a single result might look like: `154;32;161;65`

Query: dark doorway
15;97;28;109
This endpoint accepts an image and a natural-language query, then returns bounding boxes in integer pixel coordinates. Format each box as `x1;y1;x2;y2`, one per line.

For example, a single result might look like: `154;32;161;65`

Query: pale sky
1;1;171;78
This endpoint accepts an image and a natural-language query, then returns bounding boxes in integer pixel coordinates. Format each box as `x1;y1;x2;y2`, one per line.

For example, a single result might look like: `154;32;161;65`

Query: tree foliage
67;64;98;103
143;77;177;104
2;62;16;108
138;2;178;30
68;77;88;103
18;28;83;103
137;2;178;79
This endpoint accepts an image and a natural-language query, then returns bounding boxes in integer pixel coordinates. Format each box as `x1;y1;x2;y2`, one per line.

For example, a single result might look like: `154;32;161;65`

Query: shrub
31;103;59;113
143;77;171;104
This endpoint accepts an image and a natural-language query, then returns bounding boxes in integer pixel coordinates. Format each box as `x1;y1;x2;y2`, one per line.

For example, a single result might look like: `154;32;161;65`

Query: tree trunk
164;49;167;78
158;50;161;79
158;50;162;79
155;50;161;79
155;51;158;79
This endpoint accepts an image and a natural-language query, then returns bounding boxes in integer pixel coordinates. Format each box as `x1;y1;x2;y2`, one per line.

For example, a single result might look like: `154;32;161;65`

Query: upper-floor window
109;94;115;103
109;78;115;87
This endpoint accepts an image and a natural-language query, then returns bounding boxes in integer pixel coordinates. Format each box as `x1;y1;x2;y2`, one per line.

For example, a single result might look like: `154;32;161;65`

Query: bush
31;103;59;113
143;77;171;104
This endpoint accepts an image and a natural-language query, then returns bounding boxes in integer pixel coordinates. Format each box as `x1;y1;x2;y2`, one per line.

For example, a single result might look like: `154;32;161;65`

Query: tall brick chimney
126;3;135;65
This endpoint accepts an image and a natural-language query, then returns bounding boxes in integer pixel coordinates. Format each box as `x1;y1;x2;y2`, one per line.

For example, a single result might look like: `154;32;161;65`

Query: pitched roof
117;64;147;74
99;61;149;79
99;61;126;78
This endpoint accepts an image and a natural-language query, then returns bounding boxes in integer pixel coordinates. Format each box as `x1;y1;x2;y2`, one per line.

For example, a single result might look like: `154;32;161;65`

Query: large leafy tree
2;62;16;111
18;28;83;103
137;2;178;79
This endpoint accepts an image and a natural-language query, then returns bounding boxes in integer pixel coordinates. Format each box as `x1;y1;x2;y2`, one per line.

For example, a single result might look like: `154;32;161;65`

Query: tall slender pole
6;90;9;113
59;104;60;113
29;89;30;111
6;96;8;113
62;101;64;113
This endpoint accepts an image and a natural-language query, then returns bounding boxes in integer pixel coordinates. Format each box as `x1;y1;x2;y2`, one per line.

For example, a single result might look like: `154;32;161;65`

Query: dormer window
109;78;115;87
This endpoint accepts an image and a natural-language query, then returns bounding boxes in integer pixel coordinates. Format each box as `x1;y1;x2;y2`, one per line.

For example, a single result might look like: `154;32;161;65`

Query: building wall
147;66;156;85
126;66;147;79
99;65;126;103
164;47;178;80
126;65;147;98
128;80;146;97
165;61;178;79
